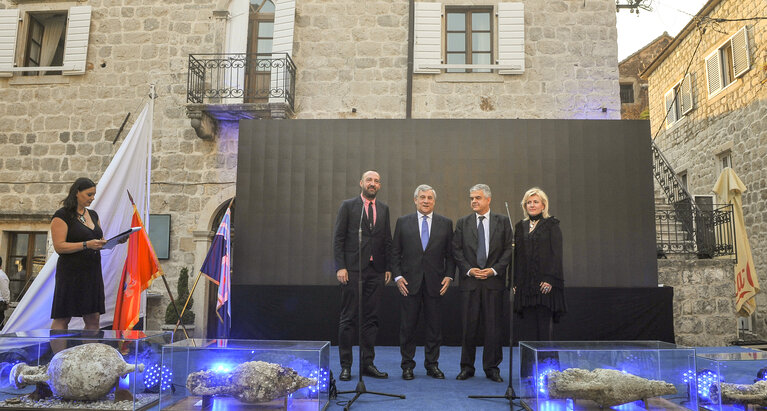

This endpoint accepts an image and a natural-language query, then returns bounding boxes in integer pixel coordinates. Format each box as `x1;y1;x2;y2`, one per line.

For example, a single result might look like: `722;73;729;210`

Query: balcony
185;53;296;139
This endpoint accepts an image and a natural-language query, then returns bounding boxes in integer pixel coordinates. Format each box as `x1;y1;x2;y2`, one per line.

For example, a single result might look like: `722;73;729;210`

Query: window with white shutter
0;6;91;76
664;75;693;128
413;2;525;74
704;26;750;97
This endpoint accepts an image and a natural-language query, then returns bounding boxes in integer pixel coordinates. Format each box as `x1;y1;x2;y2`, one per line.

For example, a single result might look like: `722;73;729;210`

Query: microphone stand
468;201;521;409
337;202;405;410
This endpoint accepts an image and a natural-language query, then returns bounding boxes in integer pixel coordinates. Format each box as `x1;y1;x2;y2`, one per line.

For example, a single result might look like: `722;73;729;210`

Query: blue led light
143;363;173;392
695;369;720;402
211;363;233;373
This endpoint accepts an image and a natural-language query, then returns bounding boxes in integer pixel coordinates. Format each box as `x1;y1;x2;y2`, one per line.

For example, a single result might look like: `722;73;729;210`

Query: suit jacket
391;213;456;297
452;212;513;290
333;196;392;273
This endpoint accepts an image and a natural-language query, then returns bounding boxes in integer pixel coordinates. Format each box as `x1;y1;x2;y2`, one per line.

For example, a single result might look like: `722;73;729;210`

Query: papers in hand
103;227;141;250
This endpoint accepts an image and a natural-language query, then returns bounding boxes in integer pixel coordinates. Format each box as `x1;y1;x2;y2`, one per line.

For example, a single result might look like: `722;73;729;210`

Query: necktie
367;201;374;231
477;216;487;268
421;215;429;251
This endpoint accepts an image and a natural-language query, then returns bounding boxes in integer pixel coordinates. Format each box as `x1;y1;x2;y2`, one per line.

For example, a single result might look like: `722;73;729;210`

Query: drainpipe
406;0;414;119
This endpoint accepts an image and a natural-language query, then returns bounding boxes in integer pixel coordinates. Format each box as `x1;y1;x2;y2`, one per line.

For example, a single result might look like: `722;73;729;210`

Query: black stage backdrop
232;119;673;343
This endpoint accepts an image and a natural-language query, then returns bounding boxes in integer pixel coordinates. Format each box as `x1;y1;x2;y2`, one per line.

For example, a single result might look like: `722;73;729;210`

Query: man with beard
392;184;455;380
333;170;392;381
453;184;513;383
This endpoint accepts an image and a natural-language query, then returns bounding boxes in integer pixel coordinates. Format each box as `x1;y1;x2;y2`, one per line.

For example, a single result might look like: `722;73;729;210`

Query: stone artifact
10;343;144;401
718;380;767;406
186;360;317;403
546;368;677;407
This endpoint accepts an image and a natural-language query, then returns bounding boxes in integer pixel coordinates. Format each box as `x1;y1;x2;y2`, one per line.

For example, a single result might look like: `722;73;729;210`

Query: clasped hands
469;267;494;280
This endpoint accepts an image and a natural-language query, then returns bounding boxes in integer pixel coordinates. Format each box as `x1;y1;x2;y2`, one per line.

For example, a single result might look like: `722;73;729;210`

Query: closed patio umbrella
713;167;759;316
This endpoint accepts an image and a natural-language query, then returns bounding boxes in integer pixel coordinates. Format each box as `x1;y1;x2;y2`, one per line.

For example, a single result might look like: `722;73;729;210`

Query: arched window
246;0;275;102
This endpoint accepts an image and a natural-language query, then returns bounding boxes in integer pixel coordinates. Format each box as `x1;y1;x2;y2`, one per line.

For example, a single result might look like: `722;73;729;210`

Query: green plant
164;266;195;324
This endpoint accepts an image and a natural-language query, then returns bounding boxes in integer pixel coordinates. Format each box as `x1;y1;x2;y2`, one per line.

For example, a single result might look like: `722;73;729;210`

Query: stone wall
0;0;621;333
619;33;672;119
658;259;737;346
293;0;620;119
0;0;231;332
647;0;767;338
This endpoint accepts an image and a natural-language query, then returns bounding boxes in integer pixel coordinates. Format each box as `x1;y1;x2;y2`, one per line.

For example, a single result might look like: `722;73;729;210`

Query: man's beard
363;187;377;199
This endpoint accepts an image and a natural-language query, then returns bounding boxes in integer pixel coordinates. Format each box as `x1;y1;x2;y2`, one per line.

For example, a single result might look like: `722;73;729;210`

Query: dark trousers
515;305;553;342
338;264;383;368
460;286;504;375
399;285;442;370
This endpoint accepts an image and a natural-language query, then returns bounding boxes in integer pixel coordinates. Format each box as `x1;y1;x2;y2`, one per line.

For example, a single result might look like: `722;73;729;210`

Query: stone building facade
644;0;767;337
619;32;671;119
0;0;620;333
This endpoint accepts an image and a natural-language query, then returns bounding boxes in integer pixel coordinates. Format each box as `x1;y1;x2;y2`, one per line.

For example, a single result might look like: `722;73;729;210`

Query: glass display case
160;339;330;410
519;341;697;411
696;351;767;411
0;329;171;410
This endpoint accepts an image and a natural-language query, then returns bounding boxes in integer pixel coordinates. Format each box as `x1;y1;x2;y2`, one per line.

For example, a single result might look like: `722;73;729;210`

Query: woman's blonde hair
520;187;550;219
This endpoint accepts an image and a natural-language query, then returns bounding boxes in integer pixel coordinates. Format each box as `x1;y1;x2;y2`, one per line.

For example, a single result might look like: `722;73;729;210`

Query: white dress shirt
467;210;497;276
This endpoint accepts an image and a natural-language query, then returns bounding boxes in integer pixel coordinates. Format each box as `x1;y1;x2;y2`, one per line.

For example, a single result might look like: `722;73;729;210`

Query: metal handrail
186;53;296;110
655;204;736;261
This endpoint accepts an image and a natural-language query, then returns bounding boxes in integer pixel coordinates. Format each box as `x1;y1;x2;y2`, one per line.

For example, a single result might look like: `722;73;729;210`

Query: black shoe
339;367;351;381
456;369;474;380
362;364;389;379
426;367;445;379
402;368;414;380
486;370;503;383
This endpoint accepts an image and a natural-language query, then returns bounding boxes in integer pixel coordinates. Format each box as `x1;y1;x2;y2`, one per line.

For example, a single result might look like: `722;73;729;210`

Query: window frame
5;231;47;303
717;150;732;173
663;74;693;128
705;26;751;98
444;6;494;74
620;83;635;104
0;5;91;77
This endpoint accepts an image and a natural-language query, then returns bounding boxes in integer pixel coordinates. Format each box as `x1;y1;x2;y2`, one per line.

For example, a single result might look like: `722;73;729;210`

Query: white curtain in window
39;16;66;74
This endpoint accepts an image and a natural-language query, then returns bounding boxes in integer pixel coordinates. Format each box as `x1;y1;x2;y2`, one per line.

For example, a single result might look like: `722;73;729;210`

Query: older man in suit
392;184;455;380
333;170;392;381
453;183;513;383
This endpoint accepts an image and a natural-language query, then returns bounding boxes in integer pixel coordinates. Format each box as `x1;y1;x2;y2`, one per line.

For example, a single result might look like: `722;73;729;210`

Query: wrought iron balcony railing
656;204;737;261
187;53;296;109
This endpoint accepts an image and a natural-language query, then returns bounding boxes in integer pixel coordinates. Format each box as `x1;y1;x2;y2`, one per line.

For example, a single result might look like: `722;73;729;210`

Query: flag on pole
200;206;232;338
113;203;163;330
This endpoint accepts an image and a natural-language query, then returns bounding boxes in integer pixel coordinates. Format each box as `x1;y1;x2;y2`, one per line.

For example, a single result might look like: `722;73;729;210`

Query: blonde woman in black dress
50;178;106;330
513;187;566;341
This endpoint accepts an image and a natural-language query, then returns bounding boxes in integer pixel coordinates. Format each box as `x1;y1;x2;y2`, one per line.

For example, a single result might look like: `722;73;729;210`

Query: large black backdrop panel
232;119;671;343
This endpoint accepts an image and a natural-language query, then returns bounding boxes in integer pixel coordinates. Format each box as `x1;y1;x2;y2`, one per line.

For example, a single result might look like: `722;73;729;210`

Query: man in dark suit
453;183;513;383
392;184;455;380
334;170;392;381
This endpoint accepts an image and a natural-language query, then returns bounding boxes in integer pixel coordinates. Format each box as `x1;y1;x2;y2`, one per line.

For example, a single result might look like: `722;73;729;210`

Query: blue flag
200;207;231;338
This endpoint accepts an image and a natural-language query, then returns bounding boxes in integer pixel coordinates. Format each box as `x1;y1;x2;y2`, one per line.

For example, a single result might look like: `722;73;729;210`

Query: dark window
6;232;47;302
23;11;67;76
445;8;492;73
620;83;634;104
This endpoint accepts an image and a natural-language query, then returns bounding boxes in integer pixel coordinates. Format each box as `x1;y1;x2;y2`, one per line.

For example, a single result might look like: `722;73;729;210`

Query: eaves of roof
639;0;722;79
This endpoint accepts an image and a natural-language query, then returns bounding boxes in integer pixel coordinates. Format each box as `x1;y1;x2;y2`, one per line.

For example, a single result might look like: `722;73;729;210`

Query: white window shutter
497;2;524;75
730;26;750;78
62;6;92;75
705;51;721;96
272;0;295;56
680;74;693;115
664;88;677;126
270;0;296;104
414;2;441;74
0;9;20;78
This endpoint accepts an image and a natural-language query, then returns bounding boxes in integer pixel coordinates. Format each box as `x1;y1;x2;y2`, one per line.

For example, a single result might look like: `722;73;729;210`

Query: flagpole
125;189;191;341
173;271;204;336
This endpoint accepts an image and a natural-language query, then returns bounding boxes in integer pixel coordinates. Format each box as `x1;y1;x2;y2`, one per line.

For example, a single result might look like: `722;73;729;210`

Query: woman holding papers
50;177;106;330
513;187;566;341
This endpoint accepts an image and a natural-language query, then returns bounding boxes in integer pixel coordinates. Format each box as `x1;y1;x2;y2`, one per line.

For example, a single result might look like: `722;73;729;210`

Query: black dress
512;217;567;322
51;208;105;319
